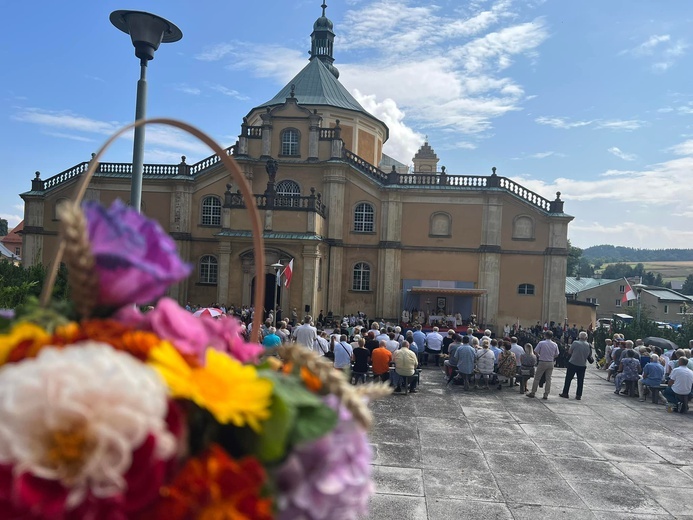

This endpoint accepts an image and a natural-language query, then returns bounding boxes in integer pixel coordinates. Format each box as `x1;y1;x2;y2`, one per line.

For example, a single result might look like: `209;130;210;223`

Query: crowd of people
186;304;693;413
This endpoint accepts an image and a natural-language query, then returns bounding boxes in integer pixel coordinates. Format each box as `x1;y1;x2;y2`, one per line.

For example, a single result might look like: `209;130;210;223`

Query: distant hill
583;245;693;262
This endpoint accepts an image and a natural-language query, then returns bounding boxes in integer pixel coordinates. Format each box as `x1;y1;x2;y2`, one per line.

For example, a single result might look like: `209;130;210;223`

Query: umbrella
643;336;679;351
193;307;224;318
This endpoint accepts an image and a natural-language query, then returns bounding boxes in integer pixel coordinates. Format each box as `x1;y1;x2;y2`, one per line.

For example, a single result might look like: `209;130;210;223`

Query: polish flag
622;280;636;303
283;259;294;288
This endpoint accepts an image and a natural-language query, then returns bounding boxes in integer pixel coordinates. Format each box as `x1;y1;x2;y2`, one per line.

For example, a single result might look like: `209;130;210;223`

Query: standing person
510;336;524;383
292;315;318;350
559;331;592;400
333;335;353;371
603;339;613;370
351;337;370;385
291;307;298;326
527;331;559;399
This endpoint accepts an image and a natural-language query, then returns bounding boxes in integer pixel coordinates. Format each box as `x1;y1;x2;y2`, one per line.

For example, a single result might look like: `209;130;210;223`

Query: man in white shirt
663;357;693;413
509;336;524;374
333;335;354;370
527;331;559;400
292;315;318;350
424;326;444;366
385;332;400;354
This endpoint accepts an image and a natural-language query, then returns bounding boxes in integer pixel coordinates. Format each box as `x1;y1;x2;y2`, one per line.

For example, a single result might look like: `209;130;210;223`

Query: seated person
662;357;693;413
371;341;393;382
393;341;419;393
454;336;477;390
614;350;642;394
261;327;282;348
638;354;665;403
443;334;463;378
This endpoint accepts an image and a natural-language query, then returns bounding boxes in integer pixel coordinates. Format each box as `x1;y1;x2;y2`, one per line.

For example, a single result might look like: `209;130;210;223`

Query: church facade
20;6;573;329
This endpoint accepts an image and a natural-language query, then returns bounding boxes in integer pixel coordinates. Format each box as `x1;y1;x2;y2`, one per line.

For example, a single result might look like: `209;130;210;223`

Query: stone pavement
364;365;692;520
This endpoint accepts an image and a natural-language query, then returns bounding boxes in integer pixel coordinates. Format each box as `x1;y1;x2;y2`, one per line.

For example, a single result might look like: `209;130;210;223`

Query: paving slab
363;365;691;519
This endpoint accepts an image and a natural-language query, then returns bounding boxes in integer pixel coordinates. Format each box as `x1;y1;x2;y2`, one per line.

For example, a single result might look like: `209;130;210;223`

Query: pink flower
84;200;191;308
141;298;210;358
115;298;262;364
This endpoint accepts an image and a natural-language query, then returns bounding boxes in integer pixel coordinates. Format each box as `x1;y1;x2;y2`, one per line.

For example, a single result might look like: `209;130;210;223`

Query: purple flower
274;396;374;520
0;310;14;320
83;200;191;307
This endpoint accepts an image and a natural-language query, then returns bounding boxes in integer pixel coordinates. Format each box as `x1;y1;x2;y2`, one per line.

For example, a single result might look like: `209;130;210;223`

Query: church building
20;5;573;330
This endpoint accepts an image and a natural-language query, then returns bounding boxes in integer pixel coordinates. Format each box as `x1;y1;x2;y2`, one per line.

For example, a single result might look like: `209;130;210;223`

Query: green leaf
291;402;338;445
259;370;324;408
254;393;296;463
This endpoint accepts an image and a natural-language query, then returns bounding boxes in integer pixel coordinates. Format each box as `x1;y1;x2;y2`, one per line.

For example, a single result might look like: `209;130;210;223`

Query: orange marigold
281;362;323;393
154;445;273;520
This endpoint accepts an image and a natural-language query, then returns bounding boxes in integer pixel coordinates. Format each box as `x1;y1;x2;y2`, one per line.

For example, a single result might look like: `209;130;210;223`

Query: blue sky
2;0;693;249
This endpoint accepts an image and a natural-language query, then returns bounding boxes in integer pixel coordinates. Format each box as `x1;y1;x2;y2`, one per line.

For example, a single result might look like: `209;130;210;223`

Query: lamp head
110;10;182;62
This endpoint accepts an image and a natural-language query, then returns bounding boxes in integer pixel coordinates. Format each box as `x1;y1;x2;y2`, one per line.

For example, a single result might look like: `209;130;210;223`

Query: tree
682;275;693;295
0;219;7;236
567;240;582;277
602;263;633;279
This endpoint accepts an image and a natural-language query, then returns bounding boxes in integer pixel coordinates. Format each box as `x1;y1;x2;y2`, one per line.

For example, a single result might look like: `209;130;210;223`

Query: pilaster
327;245;344;315
301;245;320;315
217;241;232;305
260;110;273;158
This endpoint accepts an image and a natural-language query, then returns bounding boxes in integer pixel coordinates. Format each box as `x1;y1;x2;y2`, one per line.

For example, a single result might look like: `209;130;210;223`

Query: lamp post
110;10;182;212
272;262;283;327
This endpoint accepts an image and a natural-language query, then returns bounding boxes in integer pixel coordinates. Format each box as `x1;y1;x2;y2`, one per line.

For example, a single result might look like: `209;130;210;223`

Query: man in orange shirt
371;340;393;382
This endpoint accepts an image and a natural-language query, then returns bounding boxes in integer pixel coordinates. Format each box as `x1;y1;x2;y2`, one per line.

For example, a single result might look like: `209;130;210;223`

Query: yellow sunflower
148;343;273;432
0;322;51;364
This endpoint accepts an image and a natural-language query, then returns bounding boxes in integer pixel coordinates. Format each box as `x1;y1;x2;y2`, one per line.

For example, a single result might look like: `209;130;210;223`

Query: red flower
152;445;273;520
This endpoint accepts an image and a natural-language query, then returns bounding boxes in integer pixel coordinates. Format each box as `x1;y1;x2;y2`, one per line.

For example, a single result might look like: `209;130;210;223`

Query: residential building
635;286;693;324
0;221;23;261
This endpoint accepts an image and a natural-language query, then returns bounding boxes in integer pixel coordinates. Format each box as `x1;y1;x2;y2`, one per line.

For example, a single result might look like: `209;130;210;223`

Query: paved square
364;366;692;519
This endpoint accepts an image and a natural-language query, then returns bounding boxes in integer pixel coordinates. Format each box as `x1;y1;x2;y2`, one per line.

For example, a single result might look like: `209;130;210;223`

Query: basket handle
40;118;266;344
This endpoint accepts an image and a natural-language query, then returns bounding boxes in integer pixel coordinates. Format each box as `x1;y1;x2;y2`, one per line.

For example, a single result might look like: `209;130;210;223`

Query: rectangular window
627;300;633;307
664;305;669;314
615;299;621;307
619;285;625;293
586;297;597;304
14;247;20;255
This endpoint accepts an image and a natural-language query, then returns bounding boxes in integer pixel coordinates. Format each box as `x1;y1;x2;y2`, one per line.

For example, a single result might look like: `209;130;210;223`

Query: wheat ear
59;203;99;319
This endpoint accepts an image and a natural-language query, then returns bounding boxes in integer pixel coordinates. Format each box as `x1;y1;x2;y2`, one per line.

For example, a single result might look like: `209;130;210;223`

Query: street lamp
271;262;283;327
110;10;182;213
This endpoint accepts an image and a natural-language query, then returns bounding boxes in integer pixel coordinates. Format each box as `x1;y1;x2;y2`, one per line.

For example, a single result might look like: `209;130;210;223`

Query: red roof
1;221;23;246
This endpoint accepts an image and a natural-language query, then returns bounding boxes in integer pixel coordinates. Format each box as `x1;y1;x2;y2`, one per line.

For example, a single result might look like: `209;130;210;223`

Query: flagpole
271;262;283;328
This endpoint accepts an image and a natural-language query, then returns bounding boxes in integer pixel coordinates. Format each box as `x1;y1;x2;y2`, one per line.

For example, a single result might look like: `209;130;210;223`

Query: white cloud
176;85;201;95
607;147;636;161
196;43;235;62
43;131;95;143
207;83;250;101
596;119;644;131
13;108;119;135
529;151;557;159
535;116;593;129
668;139;693;156
623;34;688;72
353;90;424;163
0;213;23;228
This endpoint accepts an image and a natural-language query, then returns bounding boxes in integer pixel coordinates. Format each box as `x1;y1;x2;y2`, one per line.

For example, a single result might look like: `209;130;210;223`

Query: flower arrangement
0;199;388;519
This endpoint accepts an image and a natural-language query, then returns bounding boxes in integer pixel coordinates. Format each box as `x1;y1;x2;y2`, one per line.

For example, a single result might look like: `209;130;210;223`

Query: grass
598;261;693;282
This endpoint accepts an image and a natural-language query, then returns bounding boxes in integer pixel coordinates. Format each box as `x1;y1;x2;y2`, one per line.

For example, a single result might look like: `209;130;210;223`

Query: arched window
518;283;535;295
430;212;451;237
201;196;222;226
354;202;375;233
276;180;301;208
353;262;371;291
199;255;218;284
281;128;300;156
512;215;535;240
54;198;69;220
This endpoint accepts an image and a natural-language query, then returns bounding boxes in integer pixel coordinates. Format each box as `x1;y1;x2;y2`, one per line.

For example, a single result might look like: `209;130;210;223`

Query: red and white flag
622;279;636;303
283;259;294;288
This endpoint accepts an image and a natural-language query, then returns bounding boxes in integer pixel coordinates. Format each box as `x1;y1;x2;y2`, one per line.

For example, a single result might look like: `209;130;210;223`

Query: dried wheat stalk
277;344;392;429
58;203;99;320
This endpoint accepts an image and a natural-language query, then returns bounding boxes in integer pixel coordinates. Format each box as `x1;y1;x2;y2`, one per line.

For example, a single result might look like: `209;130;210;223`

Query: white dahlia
0;342;175;506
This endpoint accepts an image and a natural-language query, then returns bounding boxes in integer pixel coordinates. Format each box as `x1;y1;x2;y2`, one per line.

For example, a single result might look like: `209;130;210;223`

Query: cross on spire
321;2;327;16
